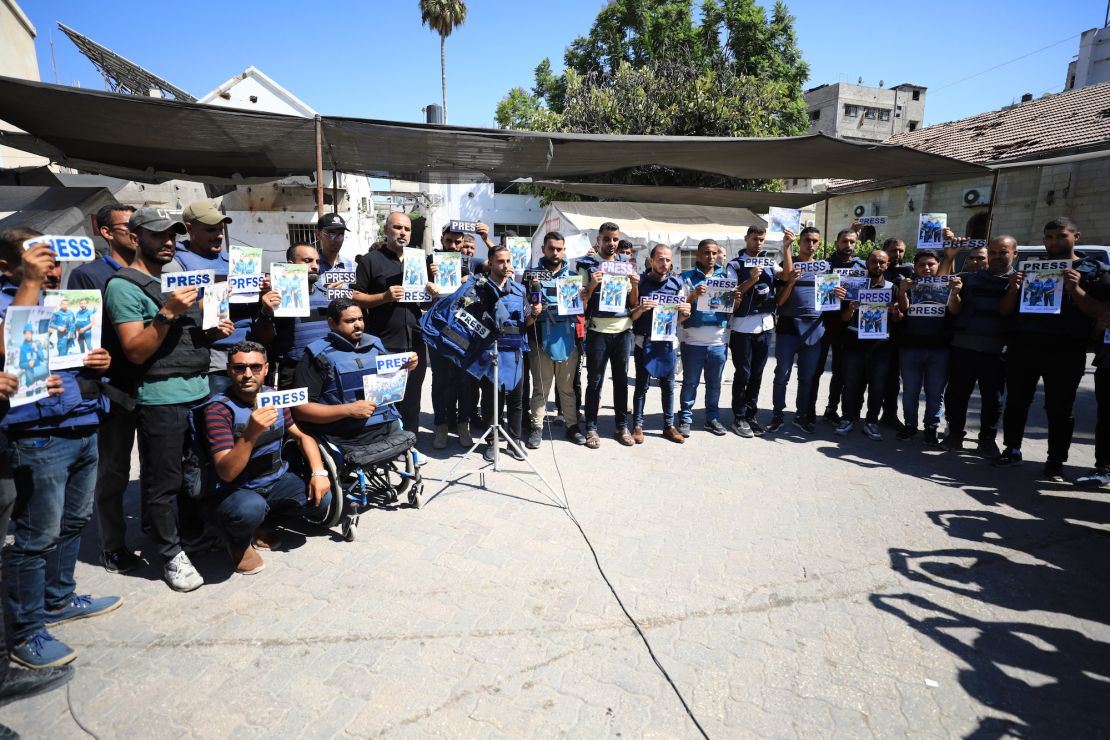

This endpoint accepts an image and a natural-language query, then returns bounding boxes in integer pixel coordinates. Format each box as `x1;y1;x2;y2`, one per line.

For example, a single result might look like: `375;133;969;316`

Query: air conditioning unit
852;203;880;218
962;187;991;207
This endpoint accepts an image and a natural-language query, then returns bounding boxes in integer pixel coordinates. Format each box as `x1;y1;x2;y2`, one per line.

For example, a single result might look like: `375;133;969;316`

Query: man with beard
428;224;478;449
352;212;431;449
105;208;234;592
252;243;331;389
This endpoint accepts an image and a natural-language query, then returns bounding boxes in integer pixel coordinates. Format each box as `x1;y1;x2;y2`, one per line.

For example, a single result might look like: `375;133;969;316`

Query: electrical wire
526;301;711;739
66;681;100;739
930;34;1079;93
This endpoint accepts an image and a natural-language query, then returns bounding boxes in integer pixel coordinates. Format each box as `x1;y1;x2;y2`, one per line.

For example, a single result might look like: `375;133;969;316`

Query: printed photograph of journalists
1;4;1109;736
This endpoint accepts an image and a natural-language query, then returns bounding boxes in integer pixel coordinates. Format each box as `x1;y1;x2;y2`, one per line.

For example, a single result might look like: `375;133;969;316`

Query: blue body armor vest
776;261;825;346
578;255;632;319
206;391;288;492
2;369;109;433
727;255;777;317
634;272;684;377
272;288;331;365
301;332;401;440
173;243;230;276
680;266;730;330
533;260;578;362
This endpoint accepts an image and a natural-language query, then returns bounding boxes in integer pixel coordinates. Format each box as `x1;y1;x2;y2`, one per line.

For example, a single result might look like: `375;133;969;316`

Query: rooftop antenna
49;29;59;83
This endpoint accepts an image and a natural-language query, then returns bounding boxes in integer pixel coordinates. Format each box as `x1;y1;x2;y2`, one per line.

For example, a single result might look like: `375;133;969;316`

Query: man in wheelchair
200;341;332;575
291;298;421;533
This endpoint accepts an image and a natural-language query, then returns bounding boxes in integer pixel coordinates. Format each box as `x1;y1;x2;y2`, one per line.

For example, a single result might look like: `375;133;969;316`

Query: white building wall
0;0;46;168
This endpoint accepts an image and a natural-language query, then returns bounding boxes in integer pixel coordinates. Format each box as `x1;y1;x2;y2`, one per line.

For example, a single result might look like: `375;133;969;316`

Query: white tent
530;200;770;270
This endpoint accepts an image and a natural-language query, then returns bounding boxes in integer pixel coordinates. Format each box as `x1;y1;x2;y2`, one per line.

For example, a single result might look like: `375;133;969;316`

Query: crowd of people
0;202;1107;710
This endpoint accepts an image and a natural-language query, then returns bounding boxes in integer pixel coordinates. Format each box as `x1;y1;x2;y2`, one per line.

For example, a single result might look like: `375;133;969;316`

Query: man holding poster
629;245;689;444
353;212;429;440
200;341;331;575
427;224;476;448
997;218;1110;479
678;239;731;437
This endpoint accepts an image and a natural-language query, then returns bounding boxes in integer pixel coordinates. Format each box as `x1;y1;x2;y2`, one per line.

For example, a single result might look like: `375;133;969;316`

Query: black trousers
1002;336;1087;463
808;330;844;418
1096;366;1109;468
480;375;524;440
0;432;14;686
136;402;197;561
94;402;138;553
396;338;428;437
944;346;1005;442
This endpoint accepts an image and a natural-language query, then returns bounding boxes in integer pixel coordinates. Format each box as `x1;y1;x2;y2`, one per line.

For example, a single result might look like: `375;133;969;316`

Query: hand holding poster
3;306;52;407
599;274;630;312
857;288;892;340
556;275;583;316
767;207;802;237
696;277;737;313
401;247;430;302
815;273;841;312
270;263;310;317
1017;260;1069;314
202;281;231;330
918;213;947;249
650;304;679;341
433;252;462;293
44;290;103;369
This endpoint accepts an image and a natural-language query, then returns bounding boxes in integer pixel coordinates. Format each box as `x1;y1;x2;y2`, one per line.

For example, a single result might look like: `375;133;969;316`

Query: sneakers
432;424;449;450
704;419;728;436
976;438;1001;459
456;422;473;447
677;422;692;437
879;414;905;432
0;664;73;708
504;441;527;461
993;447;1023;467
11;630;76;669
896;426;918;441
631;426;645;444
164;551;204;592
228;544;265;576
616;428;635;446
941;433;964;452
823;409;842;425
483;444;496;462
923;427;941;447
1075;465;1110;488
663;426;685;444
1043;462;1067;483
765;415;785;433
526;428;543;449
412;449;427;467
747;418;766;437
44;594;123;627
862;422;882;441
834;419;855;436
732;418;754;438
584;430;600;449
101;548;144;574
791;415;815;434
565;426;587;445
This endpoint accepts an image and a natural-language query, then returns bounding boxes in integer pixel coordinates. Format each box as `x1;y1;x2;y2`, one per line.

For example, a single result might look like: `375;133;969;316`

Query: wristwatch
152;311;174;326
310;470;328;478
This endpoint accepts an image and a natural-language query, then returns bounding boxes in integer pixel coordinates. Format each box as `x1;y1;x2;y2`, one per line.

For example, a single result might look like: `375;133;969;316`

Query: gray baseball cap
129;206;186;234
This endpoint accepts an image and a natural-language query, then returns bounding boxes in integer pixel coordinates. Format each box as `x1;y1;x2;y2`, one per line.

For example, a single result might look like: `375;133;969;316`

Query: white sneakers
164;551;204;592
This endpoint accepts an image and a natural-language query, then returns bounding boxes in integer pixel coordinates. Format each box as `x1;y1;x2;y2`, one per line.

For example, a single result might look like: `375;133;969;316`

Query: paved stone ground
3;356;1107;738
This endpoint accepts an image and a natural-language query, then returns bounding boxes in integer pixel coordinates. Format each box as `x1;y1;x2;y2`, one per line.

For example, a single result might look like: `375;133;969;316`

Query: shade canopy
0;76;990;187
527;181;825;210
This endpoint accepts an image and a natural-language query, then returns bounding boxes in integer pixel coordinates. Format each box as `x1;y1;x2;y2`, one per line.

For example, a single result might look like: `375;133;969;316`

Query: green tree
419;0;468;123
495;0;810;192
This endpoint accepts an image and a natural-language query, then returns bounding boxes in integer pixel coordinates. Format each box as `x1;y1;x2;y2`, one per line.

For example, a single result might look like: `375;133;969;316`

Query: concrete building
1065;25;1110;91
819;81;1110;247
0;0;47;169
804;82;927;143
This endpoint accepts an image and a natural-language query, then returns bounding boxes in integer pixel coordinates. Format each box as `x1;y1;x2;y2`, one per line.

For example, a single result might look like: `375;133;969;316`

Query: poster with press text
43;290;102;369
696;277;737;313
857;289;892;340
908;275;951;316
228;245;264;303
1018;260;1068;315
834;269;868;302
3;306;52;407
401;247;429;302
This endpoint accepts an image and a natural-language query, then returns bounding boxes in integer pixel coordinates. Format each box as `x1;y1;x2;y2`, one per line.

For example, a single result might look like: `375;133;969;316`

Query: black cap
316;213;349;231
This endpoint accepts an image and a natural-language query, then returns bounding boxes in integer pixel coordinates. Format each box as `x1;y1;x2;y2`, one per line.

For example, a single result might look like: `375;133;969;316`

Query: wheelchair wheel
342;515;358;542
284;438;345;529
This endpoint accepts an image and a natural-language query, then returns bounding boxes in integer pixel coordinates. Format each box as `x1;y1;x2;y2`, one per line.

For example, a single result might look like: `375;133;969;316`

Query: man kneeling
203;341;331;575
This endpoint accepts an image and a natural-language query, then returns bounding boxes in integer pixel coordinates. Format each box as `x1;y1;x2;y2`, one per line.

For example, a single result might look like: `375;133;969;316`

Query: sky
22;0;1106;130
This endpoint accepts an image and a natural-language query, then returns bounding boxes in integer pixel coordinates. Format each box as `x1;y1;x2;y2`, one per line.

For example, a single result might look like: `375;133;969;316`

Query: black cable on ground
66;681;100;739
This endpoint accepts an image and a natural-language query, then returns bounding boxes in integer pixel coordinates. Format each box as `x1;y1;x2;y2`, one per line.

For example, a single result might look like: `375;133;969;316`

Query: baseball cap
317;213;349;231
182;200;232;225
129;206;186;234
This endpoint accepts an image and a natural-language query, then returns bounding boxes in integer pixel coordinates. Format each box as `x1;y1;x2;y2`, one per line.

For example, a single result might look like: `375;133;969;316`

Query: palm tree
419;0;468;123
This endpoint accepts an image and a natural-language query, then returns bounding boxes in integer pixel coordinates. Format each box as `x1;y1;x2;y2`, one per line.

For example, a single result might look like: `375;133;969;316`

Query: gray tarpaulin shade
526;181;825;210
0;75;990;186
0;185;117;237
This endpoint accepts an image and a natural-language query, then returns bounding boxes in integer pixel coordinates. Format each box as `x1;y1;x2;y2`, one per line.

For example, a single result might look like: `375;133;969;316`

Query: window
809;109;821;121
908;121;918;132
494;223;536;238
287;223;317;250
879;109;891;122
864;107;876;119
843;104;860;117
911;90;920;101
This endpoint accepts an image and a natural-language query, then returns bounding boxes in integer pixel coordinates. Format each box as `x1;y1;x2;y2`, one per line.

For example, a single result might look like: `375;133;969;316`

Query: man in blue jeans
678;239;731;437
578;222;640;449
0;229;121;668
201;341;332;574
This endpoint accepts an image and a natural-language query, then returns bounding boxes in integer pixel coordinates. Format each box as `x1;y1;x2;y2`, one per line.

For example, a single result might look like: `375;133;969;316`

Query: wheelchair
284;427;424;542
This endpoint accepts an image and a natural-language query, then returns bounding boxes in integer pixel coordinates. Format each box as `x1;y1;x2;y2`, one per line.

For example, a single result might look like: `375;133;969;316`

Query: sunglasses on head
229;363;265;374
